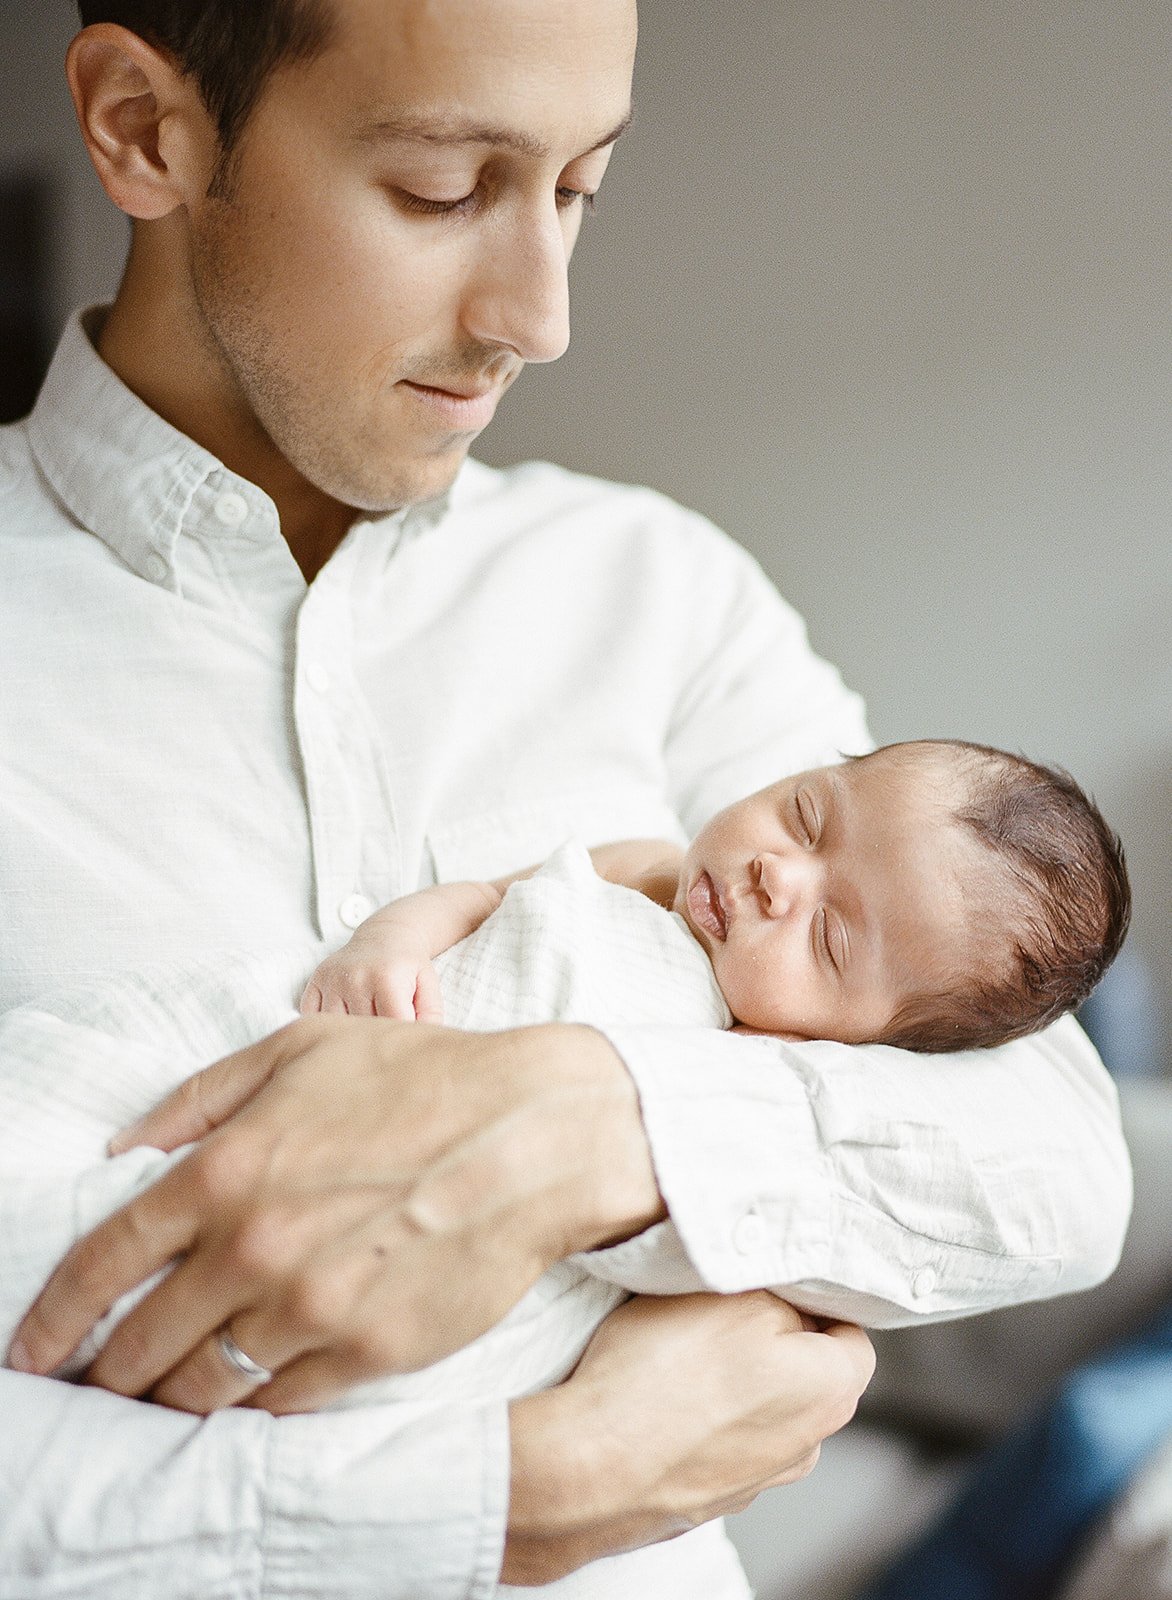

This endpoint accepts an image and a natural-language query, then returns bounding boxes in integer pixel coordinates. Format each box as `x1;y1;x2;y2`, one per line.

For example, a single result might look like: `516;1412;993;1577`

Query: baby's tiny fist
299;981;324;1015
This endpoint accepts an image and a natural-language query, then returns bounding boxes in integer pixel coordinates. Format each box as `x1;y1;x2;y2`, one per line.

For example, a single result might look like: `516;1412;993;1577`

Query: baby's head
674;740;1130;1051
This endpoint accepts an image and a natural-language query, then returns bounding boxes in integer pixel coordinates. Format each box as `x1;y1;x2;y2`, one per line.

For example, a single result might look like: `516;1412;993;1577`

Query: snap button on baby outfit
732;1210;768;1256
213;491;250;528
339;894;374;930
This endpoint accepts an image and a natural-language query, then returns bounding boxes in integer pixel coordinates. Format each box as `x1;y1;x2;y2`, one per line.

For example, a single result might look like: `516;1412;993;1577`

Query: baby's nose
754;852;813;918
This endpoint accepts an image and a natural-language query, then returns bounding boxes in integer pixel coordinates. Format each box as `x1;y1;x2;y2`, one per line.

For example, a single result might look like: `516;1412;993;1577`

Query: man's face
184;0;636;511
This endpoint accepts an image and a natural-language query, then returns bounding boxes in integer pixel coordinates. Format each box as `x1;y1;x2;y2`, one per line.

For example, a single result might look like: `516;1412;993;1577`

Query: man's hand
504;1293;875;1584
8;1016;664;1413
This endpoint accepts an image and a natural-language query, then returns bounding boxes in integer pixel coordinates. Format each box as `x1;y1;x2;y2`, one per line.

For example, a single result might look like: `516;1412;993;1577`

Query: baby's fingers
302;962;376;1017
302;957;420;1022
413;962;445;1025
371;969;426;1021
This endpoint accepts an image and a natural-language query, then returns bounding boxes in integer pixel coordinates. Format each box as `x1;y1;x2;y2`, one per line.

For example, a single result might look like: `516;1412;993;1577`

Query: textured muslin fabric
0;310;1132;1593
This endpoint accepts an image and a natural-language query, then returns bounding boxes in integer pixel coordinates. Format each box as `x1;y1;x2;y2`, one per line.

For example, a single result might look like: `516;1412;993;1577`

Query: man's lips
686;870;728;942
399;379;503;431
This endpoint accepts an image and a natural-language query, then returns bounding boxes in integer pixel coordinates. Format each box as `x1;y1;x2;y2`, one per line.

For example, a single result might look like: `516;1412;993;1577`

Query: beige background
4;0;1169;1065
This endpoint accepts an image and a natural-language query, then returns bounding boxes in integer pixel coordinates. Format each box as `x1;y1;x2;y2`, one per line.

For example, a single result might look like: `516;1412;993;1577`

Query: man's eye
556;186;598;212
396;190;479;217
395;187;597;219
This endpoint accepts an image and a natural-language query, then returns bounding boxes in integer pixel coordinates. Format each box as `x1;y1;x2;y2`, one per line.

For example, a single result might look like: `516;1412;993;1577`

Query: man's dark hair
75;2;335;153
877;740;1131;1054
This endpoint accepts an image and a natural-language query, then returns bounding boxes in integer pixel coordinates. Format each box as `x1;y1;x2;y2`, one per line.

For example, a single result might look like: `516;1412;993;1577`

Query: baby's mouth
687;871;728;942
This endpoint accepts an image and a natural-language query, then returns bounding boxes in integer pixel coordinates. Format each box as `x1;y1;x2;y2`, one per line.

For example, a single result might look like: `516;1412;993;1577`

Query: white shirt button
144;553;167;581
213;491;250;528
911;1266;938;1300
305;663;331;694
339;893;375;930
732;1210;768;1257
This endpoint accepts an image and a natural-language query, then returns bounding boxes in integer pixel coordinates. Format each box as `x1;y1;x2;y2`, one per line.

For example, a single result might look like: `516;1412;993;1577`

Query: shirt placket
293;545;403;943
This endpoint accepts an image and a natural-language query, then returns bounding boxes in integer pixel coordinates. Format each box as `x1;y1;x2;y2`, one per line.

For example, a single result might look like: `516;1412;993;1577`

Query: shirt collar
26;308;453;586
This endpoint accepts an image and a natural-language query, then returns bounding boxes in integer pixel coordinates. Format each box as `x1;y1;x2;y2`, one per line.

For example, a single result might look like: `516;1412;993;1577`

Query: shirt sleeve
0;1368;508;1600
658;509;873;829
583;1014;1132;1328
581;509;1131;1327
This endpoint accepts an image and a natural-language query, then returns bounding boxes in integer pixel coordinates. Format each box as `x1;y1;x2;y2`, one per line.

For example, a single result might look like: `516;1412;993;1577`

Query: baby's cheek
720;955;802;1034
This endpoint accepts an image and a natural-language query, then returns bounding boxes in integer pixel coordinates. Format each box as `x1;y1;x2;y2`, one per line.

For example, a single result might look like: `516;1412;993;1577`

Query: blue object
1077;946;1167;1078
861;1299;1172;1600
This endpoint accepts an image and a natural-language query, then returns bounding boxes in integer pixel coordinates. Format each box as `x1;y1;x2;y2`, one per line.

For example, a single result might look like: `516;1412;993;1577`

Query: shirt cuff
263;1399;510;1600
586;1025;830;1293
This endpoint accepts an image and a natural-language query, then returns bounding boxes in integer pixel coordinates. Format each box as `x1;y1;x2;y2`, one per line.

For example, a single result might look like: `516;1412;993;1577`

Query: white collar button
214;492;250;528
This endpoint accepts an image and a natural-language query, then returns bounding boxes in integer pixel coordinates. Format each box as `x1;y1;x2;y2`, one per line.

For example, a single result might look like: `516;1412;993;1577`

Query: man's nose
461;208;572;366
753;851;817;919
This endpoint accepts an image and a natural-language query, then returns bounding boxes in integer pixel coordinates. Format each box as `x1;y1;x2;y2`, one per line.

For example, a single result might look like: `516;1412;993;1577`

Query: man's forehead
327;0;637;69
319;0;637;135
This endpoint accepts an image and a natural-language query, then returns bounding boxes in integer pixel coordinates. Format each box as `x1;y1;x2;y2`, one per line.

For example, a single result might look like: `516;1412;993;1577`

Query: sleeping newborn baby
304;738;1130;1055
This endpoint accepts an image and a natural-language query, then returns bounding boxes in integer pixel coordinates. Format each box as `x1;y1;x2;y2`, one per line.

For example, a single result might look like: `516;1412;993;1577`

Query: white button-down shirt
0;312;1131;1597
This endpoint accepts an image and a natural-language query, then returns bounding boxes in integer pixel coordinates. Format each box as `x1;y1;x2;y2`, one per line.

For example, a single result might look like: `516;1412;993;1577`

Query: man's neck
97;240;358;583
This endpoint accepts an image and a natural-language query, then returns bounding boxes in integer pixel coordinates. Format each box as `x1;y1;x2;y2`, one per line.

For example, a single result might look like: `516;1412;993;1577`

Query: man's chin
339;445;470;517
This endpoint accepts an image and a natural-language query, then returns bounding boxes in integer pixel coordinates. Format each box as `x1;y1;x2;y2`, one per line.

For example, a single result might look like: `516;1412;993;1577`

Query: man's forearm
528;1025;668;1255
589;1015;1132;1326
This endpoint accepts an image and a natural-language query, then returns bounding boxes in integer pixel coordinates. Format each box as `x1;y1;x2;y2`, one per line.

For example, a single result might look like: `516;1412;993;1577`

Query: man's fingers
149;1308;313;1414
83;1241;250;1398
240;1348;368;1416
765;1444;822;1490
769;1321;875;1452
9;1172;199;1375
819;1319;878;1393
109;1023;302;1154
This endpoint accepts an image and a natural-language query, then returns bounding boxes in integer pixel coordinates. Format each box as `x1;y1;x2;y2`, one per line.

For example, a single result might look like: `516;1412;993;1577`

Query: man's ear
65;23;218;220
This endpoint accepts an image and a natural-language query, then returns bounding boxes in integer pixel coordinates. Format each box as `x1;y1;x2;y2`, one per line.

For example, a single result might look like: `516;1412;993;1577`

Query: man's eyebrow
356;108;633;159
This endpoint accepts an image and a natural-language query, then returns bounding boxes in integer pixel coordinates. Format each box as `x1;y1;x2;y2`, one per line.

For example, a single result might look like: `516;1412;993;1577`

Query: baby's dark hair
876;740;1131;1053
75;2;334;154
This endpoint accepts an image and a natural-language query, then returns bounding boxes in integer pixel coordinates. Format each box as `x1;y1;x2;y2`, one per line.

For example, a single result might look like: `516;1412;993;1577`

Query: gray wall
5;2;1169;1063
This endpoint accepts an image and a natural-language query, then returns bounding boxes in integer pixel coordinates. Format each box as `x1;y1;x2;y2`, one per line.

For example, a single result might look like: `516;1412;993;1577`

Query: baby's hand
299;880;499;1022
300;931;444;1022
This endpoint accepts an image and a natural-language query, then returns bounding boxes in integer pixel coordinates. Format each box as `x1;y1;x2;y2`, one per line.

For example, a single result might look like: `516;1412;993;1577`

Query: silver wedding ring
217;1326;274;1386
